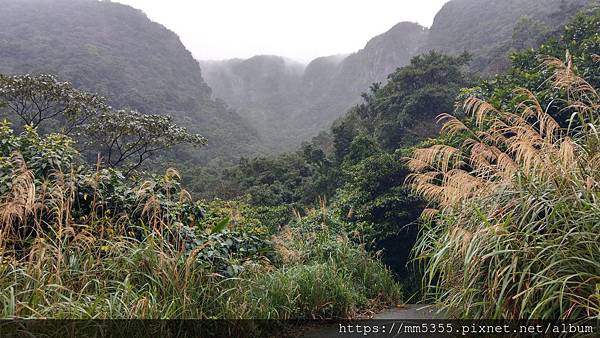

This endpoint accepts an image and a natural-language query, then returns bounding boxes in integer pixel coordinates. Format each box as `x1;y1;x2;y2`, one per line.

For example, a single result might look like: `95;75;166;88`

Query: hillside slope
0;0;263;163
200;55;306;148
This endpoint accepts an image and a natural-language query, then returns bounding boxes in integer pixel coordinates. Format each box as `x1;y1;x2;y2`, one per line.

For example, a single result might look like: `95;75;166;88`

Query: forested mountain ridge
201;0;592;153
0;0;209;112
0;0;263;164
199;55;306;151
1;0;588;159
201;22;428;152
423;0;591;73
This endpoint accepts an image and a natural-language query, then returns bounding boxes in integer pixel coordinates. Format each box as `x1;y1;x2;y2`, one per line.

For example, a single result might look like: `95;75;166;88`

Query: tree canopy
0;73;206;175
0;74;107;134
84;110;206;175
333;51;474;158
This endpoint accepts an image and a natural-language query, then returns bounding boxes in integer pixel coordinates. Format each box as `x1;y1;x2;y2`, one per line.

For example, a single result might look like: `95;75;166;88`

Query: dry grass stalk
0;153;35;240
407;55;600;217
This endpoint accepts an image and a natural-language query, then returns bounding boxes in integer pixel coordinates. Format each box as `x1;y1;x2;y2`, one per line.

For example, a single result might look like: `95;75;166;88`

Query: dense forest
0;0;599;336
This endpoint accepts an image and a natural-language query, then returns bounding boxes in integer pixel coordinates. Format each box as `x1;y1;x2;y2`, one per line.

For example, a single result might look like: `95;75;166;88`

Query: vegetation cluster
0;122;400;320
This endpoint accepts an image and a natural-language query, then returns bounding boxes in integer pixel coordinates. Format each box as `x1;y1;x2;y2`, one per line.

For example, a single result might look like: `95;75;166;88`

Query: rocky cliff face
332;22;429;98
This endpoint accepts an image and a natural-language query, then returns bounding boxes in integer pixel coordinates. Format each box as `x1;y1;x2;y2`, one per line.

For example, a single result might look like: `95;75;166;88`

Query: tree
332;51;473;158
0;74;108;134
511;16;549;51
467;8;600;128
301;143;339;200
83;110;206;175
334;151;422;279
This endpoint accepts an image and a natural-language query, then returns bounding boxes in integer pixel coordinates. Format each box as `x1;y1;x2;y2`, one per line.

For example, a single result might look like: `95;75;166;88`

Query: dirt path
372;304;441;320
299;305;441;337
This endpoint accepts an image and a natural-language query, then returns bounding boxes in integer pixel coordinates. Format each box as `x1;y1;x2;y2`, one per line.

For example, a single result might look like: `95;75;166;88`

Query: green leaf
211;217;229;234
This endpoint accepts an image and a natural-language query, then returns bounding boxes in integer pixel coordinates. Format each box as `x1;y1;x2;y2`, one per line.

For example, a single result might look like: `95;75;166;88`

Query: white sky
115;0;450;63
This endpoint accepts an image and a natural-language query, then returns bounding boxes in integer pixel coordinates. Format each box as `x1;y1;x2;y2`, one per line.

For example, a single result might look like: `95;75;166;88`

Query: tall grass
0;151;400;319
406;54;600;319
1;234;220;318
236;212;401;319
0;225;400;319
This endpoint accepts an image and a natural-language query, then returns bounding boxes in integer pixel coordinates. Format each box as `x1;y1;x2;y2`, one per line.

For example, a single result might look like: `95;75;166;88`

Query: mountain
328;22;429;101
200;55;306;149
1;0;591;160
423;0;592;74
0;0;263;164
200;0;592;152
201;22;428;152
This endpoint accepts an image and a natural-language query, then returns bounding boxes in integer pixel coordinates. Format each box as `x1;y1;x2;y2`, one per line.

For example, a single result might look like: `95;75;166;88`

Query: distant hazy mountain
200;56;306;142
201;22;428;151
0;0;263;164
201;0;591;152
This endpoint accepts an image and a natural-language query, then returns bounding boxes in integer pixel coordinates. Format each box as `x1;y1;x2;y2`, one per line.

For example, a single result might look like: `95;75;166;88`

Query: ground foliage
0;120;400;319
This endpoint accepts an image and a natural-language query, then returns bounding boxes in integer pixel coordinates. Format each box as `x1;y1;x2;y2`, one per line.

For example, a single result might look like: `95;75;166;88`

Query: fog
115;0;450;62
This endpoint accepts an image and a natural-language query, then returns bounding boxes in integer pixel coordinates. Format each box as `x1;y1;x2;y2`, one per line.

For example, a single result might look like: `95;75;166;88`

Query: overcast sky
115;0;450;63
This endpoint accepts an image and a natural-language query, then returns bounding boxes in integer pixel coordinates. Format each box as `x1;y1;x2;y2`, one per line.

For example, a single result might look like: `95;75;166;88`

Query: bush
0;121;211;245
246;208;403;318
